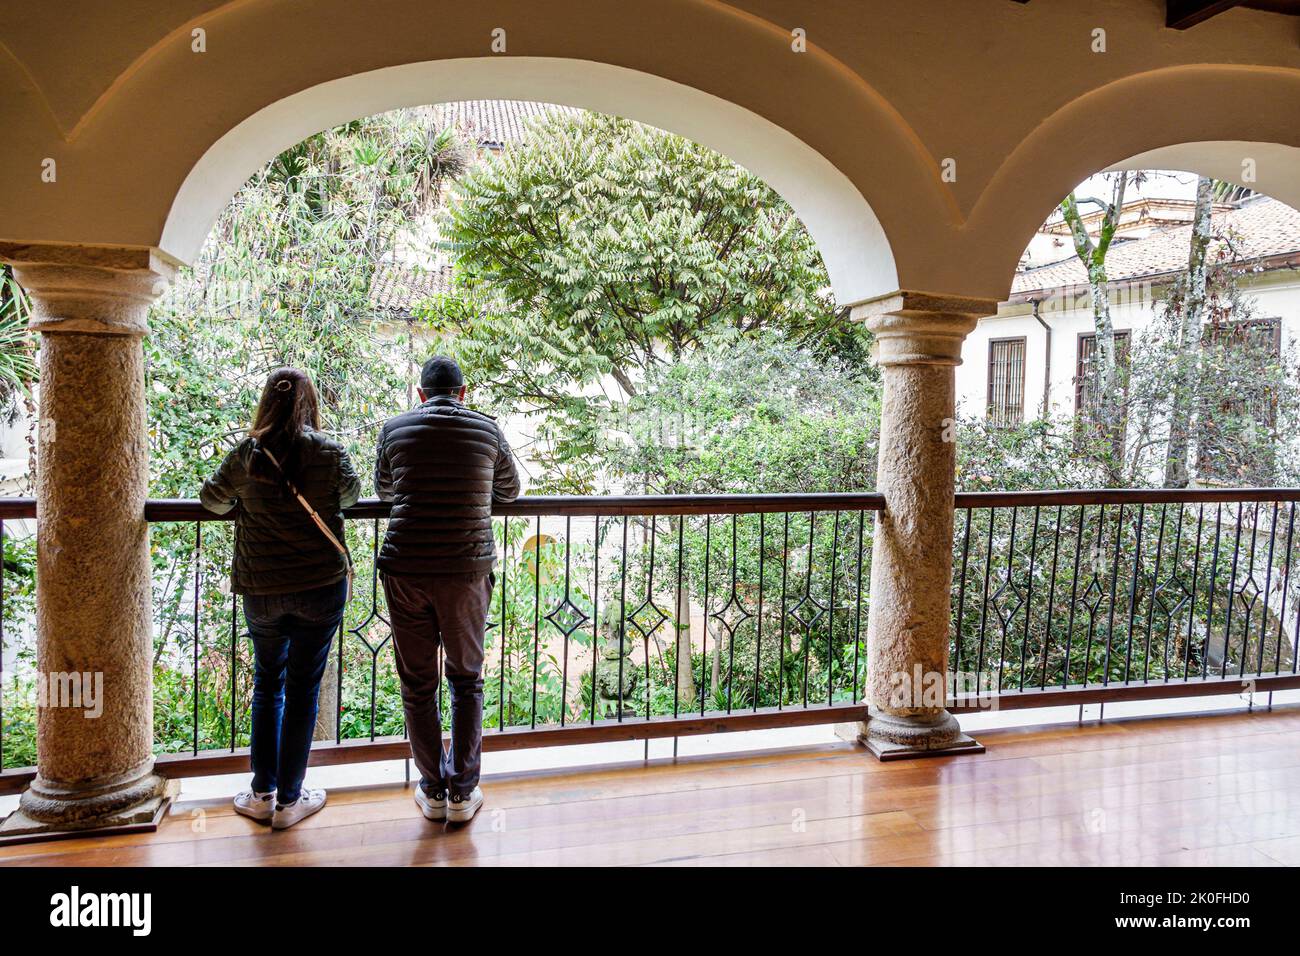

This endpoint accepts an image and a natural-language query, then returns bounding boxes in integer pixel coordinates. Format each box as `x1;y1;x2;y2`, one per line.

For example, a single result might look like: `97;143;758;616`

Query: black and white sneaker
447;787;484;824
233;788;275;822
271;787;327;830
414;783;448;821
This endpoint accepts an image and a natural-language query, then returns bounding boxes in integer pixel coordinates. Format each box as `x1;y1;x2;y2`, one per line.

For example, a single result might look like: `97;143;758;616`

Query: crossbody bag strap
260;445;353;573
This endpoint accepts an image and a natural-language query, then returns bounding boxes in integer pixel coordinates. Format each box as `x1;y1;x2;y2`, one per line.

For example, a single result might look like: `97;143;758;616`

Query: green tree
1119;224;1299;489
1059;172;1135;482
605;335;879;706
0;265;37;476
432;111;856;490
606;335;879;496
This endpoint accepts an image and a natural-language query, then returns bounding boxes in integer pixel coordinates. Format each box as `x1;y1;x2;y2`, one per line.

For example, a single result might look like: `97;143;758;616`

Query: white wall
957;269;1300;424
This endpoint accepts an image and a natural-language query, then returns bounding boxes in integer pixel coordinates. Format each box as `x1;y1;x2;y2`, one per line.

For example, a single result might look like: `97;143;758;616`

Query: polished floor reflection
3;706;1299;867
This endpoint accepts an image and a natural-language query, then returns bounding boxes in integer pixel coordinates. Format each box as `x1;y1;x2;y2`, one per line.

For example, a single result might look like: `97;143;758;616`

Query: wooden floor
4;707;1300;866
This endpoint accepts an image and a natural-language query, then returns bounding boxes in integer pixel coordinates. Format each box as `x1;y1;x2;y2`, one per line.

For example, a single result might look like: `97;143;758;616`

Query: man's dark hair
420;355;464;396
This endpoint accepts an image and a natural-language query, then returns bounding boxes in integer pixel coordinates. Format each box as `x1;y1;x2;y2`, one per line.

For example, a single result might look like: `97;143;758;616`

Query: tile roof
369;260;455;317
369;101;585;316
1012;196;1300;297
424;100;583;149
175;102;583;320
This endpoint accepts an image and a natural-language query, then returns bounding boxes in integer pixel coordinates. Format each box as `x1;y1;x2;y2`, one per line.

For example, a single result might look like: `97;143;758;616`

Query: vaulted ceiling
3;0;1299;305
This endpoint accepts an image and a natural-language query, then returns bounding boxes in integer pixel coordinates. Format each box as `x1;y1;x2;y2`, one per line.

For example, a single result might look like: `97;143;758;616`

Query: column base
858;708;984;762
0;772;176;845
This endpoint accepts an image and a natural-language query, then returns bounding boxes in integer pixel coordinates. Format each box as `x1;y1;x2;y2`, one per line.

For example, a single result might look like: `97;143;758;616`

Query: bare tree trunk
1164;175;1214;488
405;315;417;406
1061;174;1128;484
674;586;696;708
314;654;339;741
22;388;36;494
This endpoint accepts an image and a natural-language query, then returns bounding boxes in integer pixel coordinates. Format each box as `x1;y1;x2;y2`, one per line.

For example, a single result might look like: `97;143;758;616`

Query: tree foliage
605;335;879;496
149;109;468;496
1133;235;1300;487
429;111;860;486
0;266;36;424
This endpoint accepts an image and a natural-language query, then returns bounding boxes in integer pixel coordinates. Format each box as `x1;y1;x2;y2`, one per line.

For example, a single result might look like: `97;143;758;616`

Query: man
375;355;521;823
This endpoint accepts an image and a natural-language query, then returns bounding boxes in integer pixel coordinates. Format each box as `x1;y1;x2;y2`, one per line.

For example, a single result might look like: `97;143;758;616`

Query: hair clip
274;379;293;392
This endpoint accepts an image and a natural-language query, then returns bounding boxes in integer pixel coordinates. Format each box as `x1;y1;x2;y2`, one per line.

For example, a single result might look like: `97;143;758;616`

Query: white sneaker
446;787;484;823
414;784;448;821
233;789;275;822
271;787;327;830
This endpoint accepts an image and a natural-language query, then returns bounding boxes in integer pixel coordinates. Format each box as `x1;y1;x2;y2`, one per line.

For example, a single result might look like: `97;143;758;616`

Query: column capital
850;290;998;366
0;242;178;336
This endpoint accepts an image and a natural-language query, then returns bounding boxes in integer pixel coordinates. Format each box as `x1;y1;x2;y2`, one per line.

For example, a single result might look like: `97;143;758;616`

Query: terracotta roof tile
1012;197;1300;296
369;260;454;317
423;100;583;148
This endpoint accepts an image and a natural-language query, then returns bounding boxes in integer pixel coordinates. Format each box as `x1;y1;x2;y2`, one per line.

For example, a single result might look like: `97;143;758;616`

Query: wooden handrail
2;487;1298;523
148;492;887;521
954;487;1300;508
4;494;888;521
0;497;34;519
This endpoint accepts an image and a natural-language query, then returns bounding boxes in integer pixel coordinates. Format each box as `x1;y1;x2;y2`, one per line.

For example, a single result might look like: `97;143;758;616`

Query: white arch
162;56;898;306
1109;142;1300;211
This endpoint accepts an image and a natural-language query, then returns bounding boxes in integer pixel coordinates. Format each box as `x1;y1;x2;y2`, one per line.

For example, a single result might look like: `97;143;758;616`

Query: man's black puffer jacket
200;430;362;595
374;395;521;576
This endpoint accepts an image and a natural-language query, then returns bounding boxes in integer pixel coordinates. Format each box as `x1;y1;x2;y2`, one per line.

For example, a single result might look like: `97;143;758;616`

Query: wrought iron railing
0;493;882;787
950;488;1300;710
3;487;1299;791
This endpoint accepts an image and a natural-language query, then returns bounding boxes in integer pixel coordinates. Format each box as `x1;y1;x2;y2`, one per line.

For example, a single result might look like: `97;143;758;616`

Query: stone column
0;243;176;835
853;292;996;760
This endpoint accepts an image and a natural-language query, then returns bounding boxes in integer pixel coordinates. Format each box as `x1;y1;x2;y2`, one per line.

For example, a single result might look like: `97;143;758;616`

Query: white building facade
957;195;1300;430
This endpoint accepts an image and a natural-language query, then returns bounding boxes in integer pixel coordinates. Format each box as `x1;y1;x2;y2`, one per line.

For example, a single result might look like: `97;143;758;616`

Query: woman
201;368;361;829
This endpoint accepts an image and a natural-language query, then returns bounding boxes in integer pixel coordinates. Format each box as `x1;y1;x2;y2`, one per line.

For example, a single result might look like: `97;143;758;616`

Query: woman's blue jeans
242;578;347;804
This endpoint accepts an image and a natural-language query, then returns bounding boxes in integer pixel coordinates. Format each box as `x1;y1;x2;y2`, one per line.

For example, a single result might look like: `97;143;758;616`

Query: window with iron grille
1203;316;1281;352
1074;330;1131;419
986;337;1027;427
1074;329;1132;451
1197;317;1282;483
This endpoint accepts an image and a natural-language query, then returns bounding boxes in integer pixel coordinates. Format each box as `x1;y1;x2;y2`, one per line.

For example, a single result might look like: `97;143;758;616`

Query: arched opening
950;149;1300;700
962;161;1300;486
967;66;1300;301
78;92;890;757
160;58;899;308
1108;142;1300;213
